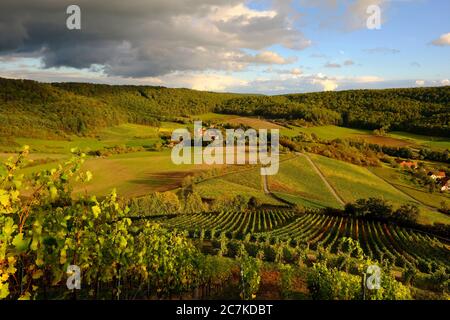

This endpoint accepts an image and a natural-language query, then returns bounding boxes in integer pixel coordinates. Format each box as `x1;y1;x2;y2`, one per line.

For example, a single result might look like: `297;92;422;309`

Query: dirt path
262;172;270;194
296;152;346;206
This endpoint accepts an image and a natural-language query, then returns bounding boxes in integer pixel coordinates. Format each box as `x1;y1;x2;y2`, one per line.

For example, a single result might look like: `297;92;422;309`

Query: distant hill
0;77;241;138
0;77;449;138
218;87;450;137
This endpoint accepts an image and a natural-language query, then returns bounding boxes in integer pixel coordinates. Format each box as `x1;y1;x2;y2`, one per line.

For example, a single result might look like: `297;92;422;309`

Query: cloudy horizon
0;0;449;94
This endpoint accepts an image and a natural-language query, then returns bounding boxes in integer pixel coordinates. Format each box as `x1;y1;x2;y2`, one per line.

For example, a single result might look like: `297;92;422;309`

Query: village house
441;179;450;192
428;171;446;181
396;159;418;169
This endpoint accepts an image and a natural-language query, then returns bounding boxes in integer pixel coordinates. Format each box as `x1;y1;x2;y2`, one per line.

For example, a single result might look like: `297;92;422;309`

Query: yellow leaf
85;171;93;182
0;189;10;208
18;292;31;300
32;270;44;280
91;205;101;218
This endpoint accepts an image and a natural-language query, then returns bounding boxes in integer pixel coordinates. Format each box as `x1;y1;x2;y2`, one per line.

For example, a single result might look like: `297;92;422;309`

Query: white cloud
313;78;339;91
442;79;450;86
291;68;303;76
415;80;425;86
168;73;248;91
249;51;292;65
209;4;277;23
431;33;450;46
352;76;383;83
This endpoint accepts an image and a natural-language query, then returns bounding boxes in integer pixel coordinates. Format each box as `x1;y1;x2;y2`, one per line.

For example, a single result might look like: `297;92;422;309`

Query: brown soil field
356;134;413;147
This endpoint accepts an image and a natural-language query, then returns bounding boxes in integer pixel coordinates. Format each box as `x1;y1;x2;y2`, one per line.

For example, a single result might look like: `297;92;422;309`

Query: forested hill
0;77;449;138
0;77;242;138
218;86;450;137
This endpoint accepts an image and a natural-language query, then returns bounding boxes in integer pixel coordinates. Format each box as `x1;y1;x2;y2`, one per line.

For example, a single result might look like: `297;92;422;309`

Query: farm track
296;153;345;206
368;168;438;212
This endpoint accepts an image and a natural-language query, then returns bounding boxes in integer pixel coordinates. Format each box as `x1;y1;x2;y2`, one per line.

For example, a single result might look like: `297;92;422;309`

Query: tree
394;204;420;223
439;201;450;215
346;198;393;220
183;192;207;214
248;196;261;209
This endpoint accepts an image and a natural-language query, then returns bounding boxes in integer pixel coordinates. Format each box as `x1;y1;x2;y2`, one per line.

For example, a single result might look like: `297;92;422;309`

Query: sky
0;0;449;94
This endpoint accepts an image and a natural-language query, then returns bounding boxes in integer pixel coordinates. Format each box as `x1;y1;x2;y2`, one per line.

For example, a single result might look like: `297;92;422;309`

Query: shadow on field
129;171;191;191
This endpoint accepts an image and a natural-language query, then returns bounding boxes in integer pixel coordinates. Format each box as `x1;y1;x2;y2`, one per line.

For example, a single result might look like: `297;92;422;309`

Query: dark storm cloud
0;0;310;77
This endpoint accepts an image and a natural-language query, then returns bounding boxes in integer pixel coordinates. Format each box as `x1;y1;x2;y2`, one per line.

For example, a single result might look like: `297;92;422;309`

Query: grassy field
195;168;282;206
17;150;202;197
281;125;450;149
309;154;450;225
192;113;238;122
268;156;343;209
281;125;369;139
1;122;184;154
225;117;283;129
388;131;450;150
369;166;450;208
308;153;414;204
2;118;449;224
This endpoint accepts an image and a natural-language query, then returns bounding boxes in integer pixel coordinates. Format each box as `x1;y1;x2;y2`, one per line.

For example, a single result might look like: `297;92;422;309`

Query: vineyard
156;209;297;238
156;210;450;273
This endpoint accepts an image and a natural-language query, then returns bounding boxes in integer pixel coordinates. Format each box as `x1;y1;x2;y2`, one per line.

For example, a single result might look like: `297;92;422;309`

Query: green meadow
1;116;449;225
2;122;187;154
309;154;450;224
388;131;450;150
281;125;370;140
280;124;450;150
195;168;281;206
268;155;343;209
308;153;413;205
369;165;450;207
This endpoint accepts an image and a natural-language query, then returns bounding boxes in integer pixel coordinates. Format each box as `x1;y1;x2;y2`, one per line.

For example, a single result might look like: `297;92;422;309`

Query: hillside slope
1;77;449;139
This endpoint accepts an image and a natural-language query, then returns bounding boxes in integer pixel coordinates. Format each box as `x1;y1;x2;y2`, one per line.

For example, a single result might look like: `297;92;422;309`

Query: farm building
428;171;446;180
396;159;418;169
441;179;450;192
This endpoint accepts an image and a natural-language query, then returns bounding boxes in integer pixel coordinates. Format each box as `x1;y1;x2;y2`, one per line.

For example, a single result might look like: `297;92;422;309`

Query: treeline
348;141;450;164
279;133;382;167
216;95;342;125
217;87;450;137
1;77;449;139
0;78;241;138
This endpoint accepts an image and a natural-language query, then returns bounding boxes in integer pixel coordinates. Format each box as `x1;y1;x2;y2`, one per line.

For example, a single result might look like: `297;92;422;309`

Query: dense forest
218;87;450;137
0;77;449;138
0;78;241;138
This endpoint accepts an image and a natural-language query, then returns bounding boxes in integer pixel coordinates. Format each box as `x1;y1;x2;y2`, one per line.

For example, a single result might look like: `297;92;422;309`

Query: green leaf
12;233;30;253
2;218;17;237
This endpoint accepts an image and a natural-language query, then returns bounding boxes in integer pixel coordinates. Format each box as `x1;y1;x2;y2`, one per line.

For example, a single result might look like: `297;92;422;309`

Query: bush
394;204;420;224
